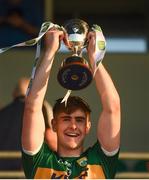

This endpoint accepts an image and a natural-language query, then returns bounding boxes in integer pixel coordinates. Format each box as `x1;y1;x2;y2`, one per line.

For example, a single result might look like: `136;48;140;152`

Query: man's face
52;109;91;152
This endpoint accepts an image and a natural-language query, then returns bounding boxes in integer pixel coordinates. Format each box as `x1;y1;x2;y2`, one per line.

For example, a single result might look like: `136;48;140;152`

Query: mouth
65;132;80;137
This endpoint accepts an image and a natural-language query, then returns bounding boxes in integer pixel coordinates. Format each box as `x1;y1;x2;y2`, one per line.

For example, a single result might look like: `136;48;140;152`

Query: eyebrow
60;115;86;119
60;115;71;119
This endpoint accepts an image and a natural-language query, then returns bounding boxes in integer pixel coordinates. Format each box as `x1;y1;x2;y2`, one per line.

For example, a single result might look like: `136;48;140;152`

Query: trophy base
57;60;92;90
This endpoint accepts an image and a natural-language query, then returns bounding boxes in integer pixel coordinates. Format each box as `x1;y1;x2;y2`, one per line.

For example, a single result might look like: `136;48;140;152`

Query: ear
51;118;57;132
86;120;91;134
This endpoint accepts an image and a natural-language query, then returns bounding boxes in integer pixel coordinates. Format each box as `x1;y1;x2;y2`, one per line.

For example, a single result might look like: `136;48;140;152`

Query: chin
67;141;83;150
65;141;76;148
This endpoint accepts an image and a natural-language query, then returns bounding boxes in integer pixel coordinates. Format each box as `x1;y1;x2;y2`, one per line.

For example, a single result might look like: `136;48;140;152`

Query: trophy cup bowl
57;19;93;90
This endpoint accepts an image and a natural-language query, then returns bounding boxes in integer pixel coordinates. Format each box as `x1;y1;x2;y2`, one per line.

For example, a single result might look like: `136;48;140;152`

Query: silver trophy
57;19;92;90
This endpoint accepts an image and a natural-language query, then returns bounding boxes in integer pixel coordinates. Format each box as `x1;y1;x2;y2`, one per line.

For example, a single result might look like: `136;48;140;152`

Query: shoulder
85;141;119;158
22;142;55;178
22;142;52;157
84;141;120;179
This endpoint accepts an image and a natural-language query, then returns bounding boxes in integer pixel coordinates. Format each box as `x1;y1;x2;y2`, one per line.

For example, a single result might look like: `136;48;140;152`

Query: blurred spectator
42;100;57;152
0;77;57;171
117;159;128;172
0;0;43;48
0;0;39;37
134;160;149;172
0;77;29;170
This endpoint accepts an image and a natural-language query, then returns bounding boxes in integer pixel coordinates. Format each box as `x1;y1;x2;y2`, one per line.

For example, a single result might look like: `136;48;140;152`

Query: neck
58;146;84;157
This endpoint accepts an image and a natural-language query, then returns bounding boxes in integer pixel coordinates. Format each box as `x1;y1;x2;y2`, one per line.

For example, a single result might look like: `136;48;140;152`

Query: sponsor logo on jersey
77;157;88;167
34;164;105;179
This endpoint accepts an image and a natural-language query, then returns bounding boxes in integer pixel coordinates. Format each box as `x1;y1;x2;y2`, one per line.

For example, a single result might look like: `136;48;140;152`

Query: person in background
0;0;39;37
42;100;57;152
0;77;57;171
0;77;29;170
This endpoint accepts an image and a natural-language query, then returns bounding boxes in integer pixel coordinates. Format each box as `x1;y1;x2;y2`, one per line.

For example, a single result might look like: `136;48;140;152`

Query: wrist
90;61;103;76
43;48;56;60
89;56;96;71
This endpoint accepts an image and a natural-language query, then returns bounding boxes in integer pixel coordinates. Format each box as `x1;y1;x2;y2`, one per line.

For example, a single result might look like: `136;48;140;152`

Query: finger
59;31;65;40
63;33;71;47
87;31;95;41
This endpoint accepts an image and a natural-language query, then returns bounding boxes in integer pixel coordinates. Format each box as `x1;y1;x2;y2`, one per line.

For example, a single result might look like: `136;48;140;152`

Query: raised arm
22;28;64;153
87;31;121;152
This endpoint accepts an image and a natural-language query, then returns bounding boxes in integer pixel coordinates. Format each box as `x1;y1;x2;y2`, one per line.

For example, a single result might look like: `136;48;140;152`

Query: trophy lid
63;19;89;36
63;19;89;52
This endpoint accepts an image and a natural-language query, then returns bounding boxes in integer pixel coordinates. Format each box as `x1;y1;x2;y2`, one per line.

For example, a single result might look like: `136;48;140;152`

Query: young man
22;27;121;179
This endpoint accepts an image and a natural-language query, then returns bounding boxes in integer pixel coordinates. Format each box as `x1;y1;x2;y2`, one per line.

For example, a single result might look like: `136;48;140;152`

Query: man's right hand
44;28;64;54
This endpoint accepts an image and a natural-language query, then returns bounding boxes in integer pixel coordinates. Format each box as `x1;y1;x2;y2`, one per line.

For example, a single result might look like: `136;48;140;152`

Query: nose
70;119;77;130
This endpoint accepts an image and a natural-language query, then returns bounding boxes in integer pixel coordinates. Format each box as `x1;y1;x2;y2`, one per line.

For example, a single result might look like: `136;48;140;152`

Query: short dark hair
53;96;91;118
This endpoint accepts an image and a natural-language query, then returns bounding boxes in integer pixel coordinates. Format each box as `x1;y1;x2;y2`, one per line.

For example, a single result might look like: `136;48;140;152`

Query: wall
0;49;149;152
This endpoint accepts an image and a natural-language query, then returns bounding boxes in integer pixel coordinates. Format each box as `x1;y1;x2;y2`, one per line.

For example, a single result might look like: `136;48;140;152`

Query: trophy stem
73;46;82;56
74;46;78;55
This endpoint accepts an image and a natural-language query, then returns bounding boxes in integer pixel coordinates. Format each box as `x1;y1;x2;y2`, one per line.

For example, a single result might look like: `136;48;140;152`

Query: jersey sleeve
21;142;52;178
87;141;120;179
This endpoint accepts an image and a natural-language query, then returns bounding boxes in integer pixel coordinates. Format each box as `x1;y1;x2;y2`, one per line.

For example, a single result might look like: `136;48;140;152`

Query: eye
76;117;85;123
63;118;70;121
61;116;71;122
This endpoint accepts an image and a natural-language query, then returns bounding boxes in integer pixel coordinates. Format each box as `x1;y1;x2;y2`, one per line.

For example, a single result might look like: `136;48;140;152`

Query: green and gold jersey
22;141;119;179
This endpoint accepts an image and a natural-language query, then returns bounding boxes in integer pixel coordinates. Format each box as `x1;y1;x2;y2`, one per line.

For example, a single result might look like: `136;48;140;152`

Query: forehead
56;109;87;118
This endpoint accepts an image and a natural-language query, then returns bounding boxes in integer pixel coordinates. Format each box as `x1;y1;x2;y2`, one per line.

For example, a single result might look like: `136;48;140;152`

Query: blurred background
0;0;149;178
